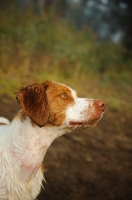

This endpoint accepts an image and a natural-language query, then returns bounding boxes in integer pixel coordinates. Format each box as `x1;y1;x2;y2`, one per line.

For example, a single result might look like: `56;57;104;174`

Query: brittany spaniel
0;81;105;200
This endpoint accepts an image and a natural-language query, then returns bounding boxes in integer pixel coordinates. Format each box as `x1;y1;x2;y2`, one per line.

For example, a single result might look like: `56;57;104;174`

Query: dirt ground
0;98;132;200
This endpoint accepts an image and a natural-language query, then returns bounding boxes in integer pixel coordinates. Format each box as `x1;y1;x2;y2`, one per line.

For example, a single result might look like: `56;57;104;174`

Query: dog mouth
69;115;102;128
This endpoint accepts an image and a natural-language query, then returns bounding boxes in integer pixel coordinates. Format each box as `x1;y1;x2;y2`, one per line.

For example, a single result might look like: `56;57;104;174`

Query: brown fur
16;81;75;127
41;164;45;173
0;123;6;125
16;81;51;127
46;82;75;126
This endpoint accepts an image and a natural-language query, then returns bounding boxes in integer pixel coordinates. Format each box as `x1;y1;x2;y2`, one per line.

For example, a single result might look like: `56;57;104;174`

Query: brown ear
16;81;51;127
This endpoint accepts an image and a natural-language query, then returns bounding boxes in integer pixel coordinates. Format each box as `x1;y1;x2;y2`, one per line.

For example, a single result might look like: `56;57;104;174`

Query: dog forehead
47;81;76;96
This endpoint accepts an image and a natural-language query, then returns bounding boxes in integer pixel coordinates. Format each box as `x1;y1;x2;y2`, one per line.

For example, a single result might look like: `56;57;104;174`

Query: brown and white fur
0;81;105;200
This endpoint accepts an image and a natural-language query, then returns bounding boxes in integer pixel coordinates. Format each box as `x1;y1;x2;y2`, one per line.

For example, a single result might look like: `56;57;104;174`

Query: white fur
0;82;104;200
0;116;72;200
0;117;10;125
66;98;94;124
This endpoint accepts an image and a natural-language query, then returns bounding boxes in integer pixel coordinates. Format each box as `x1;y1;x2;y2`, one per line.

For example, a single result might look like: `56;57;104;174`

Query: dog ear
16;81;51;127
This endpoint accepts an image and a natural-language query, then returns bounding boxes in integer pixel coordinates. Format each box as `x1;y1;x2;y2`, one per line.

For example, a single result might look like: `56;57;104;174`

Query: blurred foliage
0;7;132;111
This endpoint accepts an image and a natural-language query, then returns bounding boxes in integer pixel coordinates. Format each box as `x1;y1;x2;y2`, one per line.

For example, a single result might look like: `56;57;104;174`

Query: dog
0;80;105;200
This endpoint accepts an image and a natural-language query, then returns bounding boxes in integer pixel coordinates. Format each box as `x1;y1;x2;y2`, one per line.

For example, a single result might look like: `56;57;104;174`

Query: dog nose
94;100;105;111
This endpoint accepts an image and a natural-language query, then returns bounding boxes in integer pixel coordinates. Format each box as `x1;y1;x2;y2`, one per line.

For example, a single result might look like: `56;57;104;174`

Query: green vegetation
0;9;131;111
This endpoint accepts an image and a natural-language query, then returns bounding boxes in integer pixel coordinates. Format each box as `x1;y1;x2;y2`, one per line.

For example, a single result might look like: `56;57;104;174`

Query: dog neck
10;111;72;180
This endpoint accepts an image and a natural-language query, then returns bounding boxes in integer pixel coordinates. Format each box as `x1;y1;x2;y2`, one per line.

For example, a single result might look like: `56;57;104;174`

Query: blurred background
0;1;132;200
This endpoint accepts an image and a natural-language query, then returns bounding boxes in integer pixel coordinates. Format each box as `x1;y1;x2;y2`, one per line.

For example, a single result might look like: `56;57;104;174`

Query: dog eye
61;93;67;98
